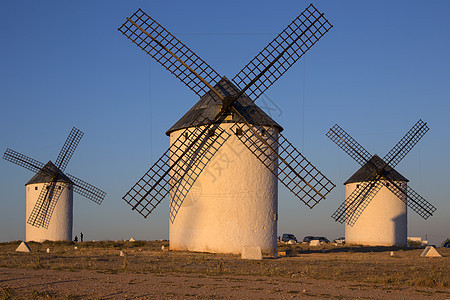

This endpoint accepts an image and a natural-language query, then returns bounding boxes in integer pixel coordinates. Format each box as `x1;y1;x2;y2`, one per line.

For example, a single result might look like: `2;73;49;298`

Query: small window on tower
35;186;38;191
261;128;267;137
183;132;189;141
386;182;390;187
208;129;215;137
235;128;243;136
58;186;62;190
356;184;360;188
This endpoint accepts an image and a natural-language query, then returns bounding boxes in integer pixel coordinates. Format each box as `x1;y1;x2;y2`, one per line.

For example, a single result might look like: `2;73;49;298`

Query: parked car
333;237;345;244
313;236;330;243
281;233;297;243
443;241;450;248
303;236;315;243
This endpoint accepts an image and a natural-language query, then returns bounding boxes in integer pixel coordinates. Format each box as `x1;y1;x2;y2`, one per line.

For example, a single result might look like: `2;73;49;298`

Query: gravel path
1;267;448;299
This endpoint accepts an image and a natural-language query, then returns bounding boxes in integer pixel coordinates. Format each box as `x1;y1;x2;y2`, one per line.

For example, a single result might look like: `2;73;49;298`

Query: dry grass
1;240;448;290
1;286;13;300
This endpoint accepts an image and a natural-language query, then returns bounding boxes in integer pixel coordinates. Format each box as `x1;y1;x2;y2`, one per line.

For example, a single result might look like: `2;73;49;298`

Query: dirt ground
0;241;448;299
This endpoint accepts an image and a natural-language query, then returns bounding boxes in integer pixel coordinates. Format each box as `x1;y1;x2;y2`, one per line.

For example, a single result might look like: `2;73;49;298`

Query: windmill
119;4;335;254
3;127;106;242
326;120;436;246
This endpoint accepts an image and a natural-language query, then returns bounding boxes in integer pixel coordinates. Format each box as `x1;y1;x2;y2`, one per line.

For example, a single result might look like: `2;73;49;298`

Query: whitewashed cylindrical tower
25;161;73;242
344;155;408;247
167;78;281;255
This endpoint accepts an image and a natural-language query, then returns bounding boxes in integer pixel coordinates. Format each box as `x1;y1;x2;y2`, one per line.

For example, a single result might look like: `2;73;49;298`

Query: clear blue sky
1;0;449;245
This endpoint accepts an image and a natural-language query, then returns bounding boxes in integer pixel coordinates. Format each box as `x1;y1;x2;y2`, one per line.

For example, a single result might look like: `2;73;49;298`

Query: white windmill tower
326;120;436;247
3;127;106;242
165;78;283;254
119;5;335;255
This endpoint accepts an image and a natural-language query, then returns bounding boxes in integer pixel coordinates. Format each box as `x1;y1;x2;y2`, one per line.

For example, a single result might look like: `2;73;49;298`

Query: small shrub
32;255;44;269
0;241;22;246
30;289;52;298
407;239;423;247
217;260;224;273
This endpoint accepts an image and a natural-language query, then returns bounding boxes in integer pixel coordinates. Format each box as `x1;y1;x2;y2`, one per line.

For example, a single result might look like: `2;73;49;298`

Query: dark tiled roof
166;77;283;135
25;161;73;185
344;155;408;185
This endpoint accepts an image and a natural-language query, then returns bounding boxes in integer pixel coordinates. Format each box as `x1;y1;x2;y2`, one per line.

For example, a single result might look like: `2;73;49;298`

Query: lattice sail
332;179;384;225
382;180;436;220
27;182;67;228
66;173;105;205
231;118;334;208
123;116;230;219
326;124;373;168
383;119;429;168
119;9;222;98
233;4;332;101
3;148;45;174
169;125;230;222
55;127;84;172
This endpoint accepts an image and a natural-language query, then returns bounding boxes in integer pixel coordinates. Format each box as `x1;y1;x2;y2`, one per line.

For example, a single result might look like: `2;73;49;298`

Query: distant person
74;235;78;243
80;232;83;242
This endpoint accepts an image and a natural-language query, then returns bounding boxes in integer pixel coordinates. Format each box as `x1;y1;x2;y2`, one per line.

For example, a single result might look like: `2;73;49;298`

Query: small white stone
16;241;32;253
309;240;321;247
420;246;442;258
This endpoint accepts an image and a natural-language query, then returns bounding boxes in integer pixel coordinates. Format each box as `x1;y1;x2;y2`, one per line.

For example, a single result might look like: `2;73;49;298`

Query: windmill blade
118;8;222;98
326;124;392;224
326;124;373;168
55;127;84;172
3;148;45;174
38;183;68;229
331;181;373;224
383;119;429;168
27;182;67;228
330;155;390;225
123;146;171;218
119;5;335;218
232;4;332;101
123;116;230;219
27;182;53;228
231;117;335;208
345;180;384;226
382;179;436;220
169;125;230;222
66;173;106;205
332;179;384;225
331;199;349;224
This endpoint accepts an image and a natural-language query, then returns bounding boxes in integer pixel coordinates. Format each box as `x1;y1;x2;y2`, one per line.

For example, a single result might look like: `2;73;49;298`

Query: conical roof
25;161;73;185
166;77;283;135
344;155;408;185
